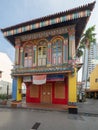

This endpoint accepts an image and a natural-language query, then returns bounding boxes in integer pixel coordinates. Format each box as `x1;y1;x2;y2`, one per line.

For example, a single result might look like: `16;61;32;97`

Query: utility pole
7;85;9;100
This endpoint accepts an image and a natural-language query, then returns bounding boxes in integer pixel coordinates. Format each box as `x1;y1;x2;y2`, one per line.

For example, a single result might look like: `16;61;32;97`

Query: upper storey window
24;45;33;67
22;36;67;68
38;40;47;66
52;38;63;65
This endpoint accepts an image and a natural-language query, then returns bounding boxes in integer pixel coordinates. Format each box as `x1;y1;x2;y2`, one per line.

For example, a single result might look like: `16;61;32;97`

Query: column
63;38;68;63
16;77;22;101
69;35;75;58
68;26;75;59
47;43;51;67
33;45;37;67
15;38;21;65
12;78;17;100
68;68;78;114
20;47;24;67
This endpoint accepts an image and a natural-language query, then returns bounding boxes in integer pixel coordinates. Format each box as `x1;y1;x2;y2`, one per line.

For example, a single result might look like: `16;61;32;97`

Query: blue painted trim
12;78;17;100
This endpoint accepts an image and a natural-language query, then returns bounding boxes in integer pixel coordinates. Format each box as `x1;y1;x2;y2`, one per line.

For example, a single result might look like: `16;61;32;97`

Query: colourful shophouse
86;65;98;99
1;2;95;113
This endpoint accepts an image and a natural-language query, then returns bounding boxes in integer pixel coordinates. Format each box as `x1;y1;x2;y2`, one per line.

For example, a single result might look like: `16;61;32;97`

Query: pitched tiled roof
1;1;95;32
1;1;96;47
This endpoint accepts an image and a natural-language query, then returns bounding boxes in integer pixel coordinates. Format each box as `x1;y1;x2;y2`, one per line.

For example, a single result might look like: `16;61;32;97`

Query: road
0;108;98;130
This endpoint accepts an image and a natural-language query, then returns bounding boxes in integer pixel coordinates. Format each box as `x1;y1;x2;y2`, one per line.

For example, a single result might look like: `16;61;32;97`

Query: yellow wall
68;70;77;103
90;65;98;90
16;77;22;101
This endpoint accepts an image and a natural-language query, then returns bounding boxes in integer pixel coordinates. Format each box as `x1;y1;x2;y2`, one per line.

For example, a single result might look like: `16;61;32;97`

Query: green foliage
76;25;96;58
80;25;96;48
0;94;7;100
76;48;83;58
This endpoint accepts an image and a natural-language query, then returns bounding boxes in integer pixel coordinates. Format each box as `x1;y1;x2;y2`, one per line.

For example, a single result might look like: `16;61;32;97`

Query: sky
0;0;98;62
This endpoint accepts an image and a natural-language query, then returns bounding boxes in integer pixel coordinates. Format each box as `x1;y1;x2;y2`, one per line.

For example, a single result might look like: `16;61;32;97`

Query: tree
78;25;96;89
76;25;96;58
76;25;96;102
80;25;96;49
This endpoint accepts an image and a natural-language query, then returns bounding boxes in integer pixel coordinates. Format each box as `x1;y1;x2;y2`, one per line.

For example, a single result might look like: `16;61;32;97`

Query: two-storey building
1;2;95;113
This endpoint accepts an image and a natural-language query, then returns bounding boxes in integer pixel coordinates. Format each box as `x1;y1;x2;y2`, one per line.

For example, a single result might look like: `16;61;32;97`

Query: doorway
41;83;52;104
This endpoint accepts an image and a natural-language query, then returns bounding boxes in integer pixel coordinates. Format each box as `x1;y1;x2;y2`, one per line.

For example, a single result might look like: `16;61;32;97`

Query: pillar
15;38;21;65
20;47;24;67
68;69;78;114
16;77;22;101
63;38;68;62
47;42;51;67
68;26;75;59
33;45;37;67
12;78;17;100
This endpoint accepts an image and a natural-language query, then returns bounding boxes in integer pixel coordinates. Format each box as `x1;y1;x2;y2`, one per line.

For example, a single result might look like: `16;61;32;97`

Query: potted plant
0;94;7;105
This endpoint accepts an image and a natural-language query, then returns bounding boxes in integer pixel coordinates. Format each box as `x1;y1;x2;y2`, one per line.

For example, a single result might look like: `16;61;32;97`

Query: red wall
25;78;68;105
52;78;68;105
26;83;40;103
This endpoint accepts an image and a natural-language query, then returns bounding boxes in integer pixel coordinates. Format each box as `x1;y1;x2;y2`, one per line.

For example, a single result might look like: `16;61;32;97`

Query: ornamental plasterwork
67;26;75;35
15;38;21;46
16;25;75;42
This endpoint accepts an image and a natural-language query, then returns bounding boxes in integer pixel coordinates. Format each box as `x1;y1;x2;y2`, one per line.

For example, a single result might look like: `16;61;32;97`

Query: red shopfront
25;75;68;105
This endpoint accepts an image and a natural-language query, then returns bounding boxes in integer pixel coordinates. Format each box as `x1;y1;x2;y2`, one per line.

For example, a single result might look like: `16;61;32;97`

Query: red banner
33;75;46;85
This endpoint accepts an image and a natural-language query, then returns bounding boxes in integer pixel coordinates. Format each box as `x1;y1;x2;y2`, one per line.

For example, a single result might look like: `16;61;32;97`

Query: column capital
20;47;23;52
15;38;21;47
68;26;75;36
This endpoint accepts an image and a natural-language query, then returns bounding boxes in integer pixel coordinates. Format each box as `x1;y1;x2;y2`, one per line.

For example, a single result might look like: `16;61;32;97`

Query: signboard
47;74;64;81
33;75;46;85
23;76;32;82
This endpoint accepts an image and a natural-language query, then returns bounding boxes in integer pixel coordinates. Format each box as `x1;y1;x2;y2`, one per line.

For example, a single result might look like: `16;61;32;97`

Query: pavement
0;98;98;130
0;98;98;115
78;98;98;115
0;107;98;130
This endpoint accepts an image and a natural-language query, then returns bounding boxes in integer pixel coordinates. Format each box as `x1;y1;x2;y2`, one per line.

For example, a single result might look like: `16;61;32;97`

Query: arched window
52;38;63;65
24;44;33;67
38;40;47;66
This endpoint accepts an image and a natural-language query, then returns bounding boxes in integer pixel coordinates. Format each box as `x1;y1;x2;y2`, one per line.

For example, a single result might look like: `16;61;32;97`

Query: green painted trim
50;19;56;24
61;16;66;22
31;24;36;29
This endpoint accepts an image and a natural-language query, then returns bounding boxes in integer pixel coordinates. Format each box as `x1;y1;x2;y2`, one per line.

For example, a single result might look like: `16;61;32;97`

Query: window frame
24;44;33;67
37;40;47;66
52;38;63;65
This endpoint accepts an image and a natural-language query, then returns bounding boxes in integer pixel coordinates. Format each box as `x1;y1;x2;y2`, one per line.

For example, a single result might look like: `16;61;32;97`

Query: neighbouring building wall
0;52;13;95
90;65;98;90
82;44;97;82
0;80;12;95
82;43;98;89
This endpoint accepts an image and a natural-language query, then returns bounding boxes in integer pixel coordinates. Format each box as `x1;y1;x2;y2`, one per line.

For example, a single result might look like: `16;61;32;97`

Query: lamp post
7;85;9;100
0;71;2;78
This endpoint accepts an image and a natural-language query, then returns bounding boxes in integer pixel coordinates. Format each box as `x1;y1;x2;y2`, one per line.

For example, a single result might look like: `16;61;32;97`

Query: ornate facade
1;1;95;113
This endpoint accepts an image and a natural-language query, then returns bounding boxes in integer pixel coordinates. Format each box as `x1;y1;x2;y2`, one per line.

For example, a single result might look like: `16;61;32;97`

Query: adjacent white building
0;52;13;94
88;44;96;75
82;43;98;88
